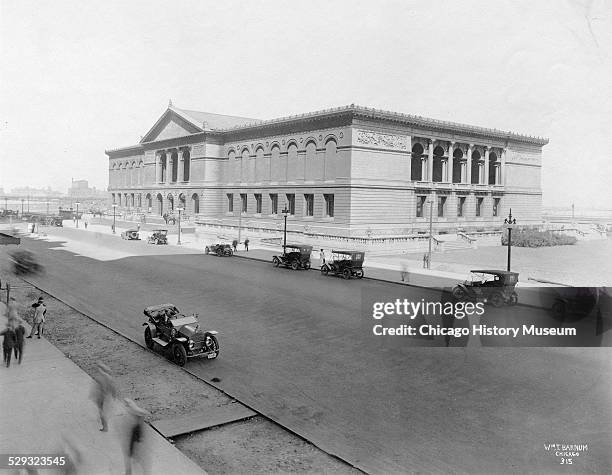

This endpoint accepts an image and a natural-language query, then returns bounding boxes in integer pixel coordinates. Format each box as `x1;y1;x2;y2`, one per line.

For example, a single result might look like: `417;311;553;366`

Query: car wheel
355;269;364;279
172;344;187;367
205;246;210;254
226;249;233;256
321;265;329;276
509;292;518;306
452;286;465;299
144;327;154;349
291;260;299;270
206;335;219;357
490;293;504;308
303;261;311;270
551;301;566;320
273;257;280;267
342;268;351;280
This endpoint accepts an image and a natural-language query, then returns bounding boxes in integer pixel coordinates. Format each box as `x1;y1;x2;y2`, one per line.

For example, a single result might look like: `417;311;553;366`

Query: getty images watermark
370;298;577;338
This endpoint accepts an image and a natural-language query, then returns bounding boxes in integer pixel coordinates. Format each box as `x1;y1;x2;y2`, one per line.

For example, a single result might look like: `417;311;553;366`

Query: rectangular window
241;193;247;213
416;196;426;218
270;194;278;215
493;198;500;217
457;196;466;217
437;196;446;217
227;193;233;212
324;194;334;217
255;194;262;214
304;194;314;217
286;194;295;215
476;197;483;217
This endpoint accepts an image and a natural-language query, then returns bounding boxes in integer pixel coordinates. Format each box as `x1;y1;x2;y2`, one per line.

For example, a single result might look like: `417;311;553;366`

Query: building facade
106;104;548;237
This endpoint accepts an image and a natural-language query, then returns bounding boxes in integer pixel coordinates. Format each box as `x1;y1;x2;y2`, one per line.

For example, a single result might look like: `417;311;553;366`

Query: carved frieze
356;129;408;150
191;143;206;158
506;149;540;164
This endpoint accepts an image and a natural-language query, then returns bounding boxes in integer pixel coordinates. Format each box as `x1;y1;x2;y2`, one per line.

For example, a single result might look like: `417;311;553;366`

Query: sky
1;0;611;208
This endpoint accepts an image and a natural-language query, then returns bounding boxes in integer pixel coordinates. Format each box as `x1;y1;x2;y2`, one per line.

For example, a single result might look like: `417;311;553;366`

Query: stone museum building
106;103;548;237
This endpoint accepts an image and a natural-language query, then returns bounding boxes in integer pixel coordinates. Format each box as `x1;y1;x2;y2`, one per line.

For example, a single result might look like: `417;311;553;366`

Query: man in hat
27;297;46;339
89;363;117;432
13;318;26;364
0;321;17;367
123;398;151;475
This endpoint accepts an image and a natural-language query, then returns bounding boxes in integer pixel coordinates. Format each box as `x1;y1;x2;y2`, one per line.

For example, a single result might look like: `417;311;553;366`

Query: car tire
321;265;329;276
206;335;219;357
205;246;210;254
291;260;299;271
273;257;280;267
343;268;351;280
551;301;566;320
172;344;187;367
303;261;311;270
144;327;154;349
452;286;465;299
355;269;364;279
509;292;518;306
490;292;504;308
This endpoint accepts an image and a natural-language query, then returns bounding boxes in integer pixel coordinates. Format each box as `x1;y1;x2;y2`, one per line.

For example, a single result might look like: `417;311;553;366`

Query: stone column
421;157;427;181
427;139;434;182
178;149;184;182
484;147;490;185
466;145;473;184
501;148;506;185
166;150;173;184
447;142;454;183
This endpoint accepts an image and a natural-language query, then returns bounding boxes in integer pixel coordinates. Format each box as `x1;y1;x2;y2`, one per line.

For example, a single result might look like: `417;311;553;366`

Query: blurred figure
89;363;117;432
400;261;409;282
1;321;16;367
319;249;326;265
123;398;151;475
7;296;19;323
59;435;83;475
14;318;26;364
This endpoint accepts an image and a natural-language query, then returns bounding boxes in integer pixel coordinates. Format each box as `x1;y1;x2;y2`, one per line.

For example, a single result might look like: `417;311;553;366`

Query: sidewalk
0;311;205;475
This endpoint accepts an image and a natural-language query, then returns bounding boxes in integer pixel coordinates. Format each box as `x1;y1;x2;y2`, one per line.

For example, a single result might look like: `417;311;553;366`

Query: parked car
321;250;365;279
452;270;519;307
45;216;63;227
121;229;141;240
205;243;233;256
142;304;220;366
8;250;43;276
147;229;168;245
272;244;312;270
550;287;600;320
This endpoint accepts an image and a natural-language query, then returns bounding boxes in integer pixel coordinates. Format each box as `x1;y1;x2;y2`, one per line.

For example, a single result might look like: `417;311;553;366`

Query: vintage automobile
44;216;63;227
8;250;43;276
205;243;233;256
121;229;141;240
147;229;168;245
272;244;312;270
550;287;601;320
451;270;519;307
321;250;365;279
142;304;220;366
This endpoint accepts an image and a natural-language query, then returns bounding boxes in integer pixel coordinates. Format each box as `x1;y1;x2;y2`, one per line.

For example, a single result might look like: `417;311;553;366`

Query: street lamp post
504;208;517;272
427;198;434;270
281;204;290;251
177;207;184;245
112;204;117;233
75;202;80;228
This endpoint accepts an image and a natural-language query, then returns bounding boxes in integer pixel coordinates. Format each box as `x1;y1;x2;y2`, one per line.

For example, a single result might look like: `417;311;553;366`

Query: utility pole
427;198;433;269
504;208;517;272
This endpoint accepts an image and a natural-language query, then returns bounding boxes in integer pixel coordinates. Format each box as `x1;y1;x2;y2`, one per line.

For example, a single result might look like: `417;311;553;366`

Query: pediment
141;110;203;143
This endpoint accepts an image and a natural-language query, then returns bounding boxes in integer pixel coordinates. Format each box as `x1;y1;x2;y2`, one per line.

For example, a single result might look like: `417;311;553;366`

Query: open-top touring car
452;270;519;307
205;243;233;256
321;250;365;279
272;244;312;270
142;304;219;366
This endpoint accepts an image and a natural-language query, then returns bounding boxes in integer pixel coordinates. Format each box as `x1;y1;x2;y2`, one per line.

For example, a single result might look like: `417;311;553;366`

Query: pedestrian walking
84;220;88;229
13;319;26;364
244;238;249;251
7;296;19;323
400;260;408;282
123;398;151;475
27;297;47;339
319;249;326;265
89;363;117;432
1;322;16;367
232;239;238;253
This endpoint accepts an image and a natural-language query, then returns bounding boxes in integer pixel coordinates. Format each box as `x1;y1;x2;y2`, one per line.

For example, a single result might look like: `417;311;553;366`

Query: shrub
502;229;577;247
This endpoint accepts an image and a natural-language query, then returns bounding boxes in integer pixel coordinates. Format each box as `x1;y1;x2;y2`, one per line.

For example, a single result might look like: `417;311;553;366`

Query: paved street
6;228;612;474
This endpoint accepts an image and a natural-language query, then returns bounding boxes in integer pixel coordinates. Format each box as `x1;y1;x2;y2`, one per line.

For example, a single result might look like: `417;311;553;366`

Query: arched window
192;193;200;214
156;193;163;215
305;141;317;160
228;150;236;160
324;139;337;180
255;146;264;160
145;193;152;211
287;143;298;160
433;145;445;182
139;161;144;185
489;152;498;185
178;193;186;211
453;148;463;183
167;194;174;212
471;150;481;184
411;143;424;181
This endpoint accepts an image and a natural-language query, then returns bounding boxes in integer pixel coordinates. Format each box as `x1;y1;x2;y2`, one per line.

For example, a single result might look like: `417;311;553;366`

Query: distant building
69;179;106;198
106;104;548;237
